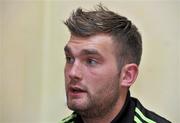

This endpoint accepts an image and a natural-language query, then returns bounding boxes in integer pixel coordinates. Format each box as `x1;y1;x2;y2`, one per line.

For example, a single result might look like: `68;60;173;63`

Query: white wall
1;0;180;123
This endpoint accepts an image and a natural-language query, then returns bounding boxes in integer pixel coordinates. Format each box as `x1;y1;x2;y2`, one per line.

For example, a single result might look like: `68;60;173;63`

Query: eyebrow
64;45;101;57
81;49;100;56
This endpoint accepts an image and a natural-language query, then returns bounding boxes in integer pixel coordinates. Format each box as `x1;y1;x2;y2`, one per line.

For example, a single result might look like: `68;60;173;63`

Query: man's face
64;34;121;117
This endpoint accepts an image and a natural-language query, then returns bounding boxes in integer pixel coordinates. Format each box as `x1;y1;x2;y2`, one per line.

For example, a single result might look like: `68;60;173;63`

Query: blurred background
0;0;180;123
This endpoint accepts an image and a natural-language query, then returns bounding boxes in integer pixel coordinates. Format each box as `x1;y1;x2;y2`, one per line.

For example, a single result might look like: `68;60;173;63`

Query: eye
86;58;97;66
65;56;75;64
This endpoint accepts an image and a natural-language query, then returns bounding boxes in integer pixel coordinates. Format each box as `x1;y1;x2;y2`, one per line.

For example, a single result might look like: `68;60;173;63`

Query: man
60;4;171;123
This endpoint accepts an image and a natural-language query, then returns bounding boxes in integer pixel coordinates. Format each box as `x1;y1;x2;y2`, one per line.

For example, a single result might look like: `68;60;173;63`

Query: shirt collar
111;91;134;123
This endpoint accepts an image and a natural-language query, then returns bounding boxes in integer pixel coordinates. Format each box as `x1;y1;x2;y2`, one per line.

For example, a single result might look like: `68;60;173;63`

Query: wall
1;1;44;123
1;0;180;123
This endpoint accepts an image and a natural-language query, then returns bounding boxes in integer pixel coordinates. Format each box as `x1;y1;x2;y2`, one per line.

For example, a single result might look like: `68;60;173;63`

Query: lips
69;86;86;93
68;86;86;97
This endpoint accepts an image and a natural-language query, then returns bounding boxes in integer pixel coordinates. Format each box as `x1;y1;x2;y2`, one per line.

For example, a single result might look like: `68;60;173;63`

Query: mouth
68;86;87;97
70;86;86;93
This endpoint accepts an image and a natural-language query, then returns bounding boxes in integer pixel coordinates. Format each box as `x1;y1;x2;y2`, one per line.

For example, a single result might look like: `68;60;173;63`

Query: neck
82;90;128;123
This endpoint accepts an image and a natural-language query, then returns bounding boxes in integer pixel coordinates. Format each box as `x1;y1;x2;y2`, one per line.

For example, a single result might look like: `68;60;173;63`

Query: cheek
86;65;118;86
64;65;68;75
64;65;70;80
85;71;117;96
64;67;70;89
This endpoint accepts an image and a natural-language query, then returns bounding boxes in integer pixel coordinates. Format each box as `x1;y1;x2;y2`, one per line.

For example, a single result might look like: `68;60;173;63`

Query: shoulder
131;97;171;123
59;112;77;123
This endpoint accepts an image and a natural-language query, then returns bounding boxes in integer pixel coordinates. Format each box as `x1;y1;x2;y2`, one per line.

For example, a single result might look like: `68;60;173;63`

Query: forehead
65;34;115;55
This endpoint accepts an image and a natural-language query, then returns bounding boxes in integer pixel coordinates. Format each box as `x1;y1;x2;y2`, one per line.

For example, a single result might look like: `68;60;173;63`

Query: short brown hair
64;4;142;69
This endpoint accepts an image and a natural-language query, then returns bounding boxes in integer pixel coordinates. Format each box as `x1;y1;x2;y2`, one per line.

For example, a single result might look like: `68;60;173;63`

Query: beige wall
0;1;3;122
1;0;180;123
1;1;44;123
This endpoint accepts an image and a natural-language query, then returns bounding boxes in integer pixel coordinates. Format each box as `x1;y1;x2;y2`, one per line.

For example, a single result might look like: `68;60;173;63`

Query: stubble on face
79;75;120;118
64;34;121;118
66;66;121;119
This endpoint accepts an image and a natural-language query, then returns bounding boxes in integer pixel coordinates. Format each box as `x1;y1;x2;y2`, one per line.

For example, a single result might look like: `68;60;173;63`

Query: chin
67;101;87;111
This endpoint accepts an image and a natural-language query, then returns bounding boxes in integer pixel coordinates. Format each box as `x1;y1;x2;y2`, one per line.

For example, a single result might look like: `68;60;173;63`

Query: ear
120;63;139;87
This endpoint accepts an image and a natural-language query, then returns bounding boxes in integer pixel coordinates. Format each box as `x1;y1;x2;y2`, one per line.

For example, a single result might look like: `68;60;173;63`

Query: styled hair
64;4;142;69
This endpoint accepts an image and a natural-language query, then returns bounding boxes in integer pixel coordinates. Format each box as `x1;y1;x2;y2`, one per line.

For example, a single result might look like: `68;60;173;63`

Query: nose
68;61;82;82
